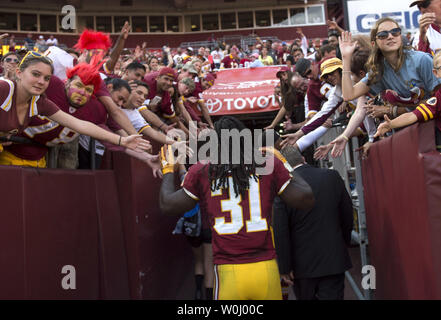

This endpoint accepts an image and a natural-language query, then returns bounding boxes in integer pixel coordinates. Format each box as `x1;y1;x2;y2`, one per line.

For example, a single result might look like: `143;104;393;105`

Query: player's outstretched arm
159;174;197;216
279;171;315;212
159;145;197;215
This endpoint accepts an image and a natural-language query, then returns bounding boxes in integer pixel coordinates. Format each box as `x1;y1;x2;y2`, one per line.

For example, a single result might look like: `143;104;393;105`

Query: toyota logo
205;98;223;114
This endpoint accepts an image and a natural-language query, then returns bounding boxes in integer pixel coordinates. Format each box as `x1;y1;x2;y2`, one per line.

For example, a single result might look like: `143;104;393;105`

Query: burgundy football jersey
6;76;109;160
307;79;332;117
0;79;59;137
221;55;240;69
183;156;292;265
413;89;441;131
144;72;175;118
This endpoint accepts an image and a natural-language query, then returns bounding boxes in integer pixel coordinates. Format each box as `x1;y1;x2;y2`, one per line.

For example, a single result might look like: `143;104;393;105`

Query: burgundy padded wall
111;151;193;300
362;122;441;299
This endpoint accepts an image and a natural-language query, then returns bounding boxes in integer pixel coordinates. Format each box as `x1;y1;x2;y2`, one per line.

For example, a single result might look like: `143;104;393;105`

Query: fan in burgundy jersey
220;49;240;69
4;58;147;162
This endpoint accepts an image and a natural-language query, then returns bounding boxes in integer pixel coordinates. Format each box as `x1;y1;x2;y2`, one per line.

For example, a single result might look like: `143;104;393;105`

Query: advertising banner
202;66;281;116
347;0;421;34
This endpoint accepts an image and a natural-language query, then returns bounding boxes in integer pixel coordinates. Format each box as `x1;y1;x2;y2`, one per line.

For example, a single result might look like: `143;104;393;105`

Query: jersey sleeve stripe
103;62;111;74
420;104;434;120
417;106;429;121
277;179;291;195
0;79;14;112
138;105;147;112
163;112;176;119
138;125;151;134
183;188;200;201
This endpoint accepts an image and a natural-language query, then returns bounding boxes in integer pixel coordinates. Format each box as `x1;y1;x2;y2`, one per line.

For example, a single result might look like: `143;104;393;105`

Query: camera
372;94;385;106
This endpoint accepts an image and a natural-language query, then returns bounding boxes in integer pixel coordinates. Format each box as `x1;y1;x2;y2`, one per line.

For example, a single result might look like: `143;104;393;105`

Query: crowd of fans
1;0;441;301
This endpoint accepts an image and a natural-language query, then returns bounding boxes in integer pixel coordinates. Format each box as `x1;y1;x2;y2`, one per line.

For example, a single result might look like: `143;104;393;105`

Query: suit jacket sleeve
334;171;354;246
272;197;292;275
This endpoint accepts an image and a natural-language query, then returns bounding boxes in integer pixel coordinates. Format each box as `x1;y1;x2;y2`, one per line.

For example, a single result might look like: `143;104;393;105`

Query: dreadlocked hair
208;116;260;198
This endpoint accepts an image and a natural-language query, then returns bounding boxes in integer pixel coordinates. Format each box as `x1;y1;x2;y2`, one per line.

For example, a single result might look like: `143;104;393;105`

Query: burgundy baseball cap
203;73;216;87
158;67;177;81
276;66;290;77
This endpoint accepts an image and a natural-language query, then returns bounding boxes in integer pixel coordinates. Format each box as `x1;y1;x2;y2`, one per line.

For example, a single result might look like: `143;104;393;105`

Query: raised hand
121;21;131;40
327;20;339;30
0;33;9;41
134;45;143;60
419;13;436;40
339;31;358;58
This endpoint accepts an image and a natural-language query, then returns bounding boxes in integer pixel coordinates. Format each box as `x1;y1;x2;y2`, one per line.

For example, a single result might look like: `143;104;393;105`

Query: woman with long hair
340;17;441;104
148;56;160;72
0;51;149;157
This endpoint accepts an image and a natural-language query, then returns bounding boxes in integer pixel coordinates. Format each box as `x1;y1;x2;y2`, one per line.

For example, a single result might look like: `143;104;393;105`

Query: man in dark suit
273;146;353;300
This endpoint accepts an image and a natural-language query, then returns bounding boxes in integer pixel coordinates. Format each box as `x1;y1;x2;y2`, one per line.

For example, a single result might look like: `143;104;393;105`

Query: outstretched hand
355;141;373;160
314;143;333;160
374;114;393;138
122;135;152;153
280;131;302;149
330;135;348;158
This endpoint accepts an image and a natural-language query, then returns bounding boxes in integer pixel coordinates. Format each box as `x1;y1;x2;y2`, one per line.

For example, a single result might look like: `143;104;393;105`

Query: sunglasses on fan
376;28;402;40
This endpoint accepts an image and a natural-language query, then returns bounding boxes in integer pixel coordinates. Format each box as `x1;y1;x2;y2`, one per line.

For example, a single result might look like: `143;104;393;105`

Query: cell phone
151;96;162;105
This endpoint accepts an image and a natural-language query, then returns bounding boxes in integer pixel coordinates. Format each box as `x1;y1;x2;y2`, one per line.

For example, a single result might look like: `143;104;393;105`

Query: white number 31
212;177;268;235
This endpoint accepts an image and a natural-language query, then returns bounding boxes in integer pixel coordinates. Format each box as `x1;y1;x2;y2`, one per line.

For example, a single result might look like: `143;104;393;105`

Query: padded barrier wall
0;152;192;299
362;122;441;299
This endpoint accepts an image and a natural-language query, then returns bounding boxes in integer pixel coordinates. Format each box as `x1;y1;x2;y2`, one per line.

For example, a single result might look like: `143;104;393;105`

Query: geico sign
356;11;421;33
205;95;278;114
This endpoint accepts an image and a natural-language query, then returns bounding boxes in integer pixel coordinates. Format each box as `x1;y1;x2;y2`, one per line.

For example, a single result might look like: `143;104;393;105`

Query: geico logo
355;11;421;33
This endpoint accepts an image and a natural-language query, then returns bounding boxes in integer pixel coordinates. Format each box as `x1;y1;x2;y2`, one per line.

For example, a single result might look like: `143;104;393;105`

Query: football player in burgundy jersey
159;116;314;300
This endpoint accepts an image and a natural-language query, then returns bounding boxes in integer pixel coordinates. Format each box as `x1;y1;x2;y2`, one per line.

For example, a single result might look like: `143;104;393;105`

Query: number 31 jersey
182;156;291;265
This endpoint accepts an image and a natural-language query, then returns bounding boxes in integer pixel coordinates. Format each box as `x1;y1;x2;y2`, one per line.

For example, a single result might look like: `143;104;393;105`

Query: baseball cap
251;53;259;59
203;73;216;87
320;57;343;81
295;58;312;78
276;66;290;77
187;47;194;52
159;67;177;81
182;62;198;75
409;0;430;7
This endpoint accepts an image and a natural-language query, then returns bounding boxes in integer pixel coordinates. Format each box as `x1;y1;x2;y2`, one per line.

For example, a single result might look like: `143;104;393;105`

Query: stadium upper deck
0;0;343;47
